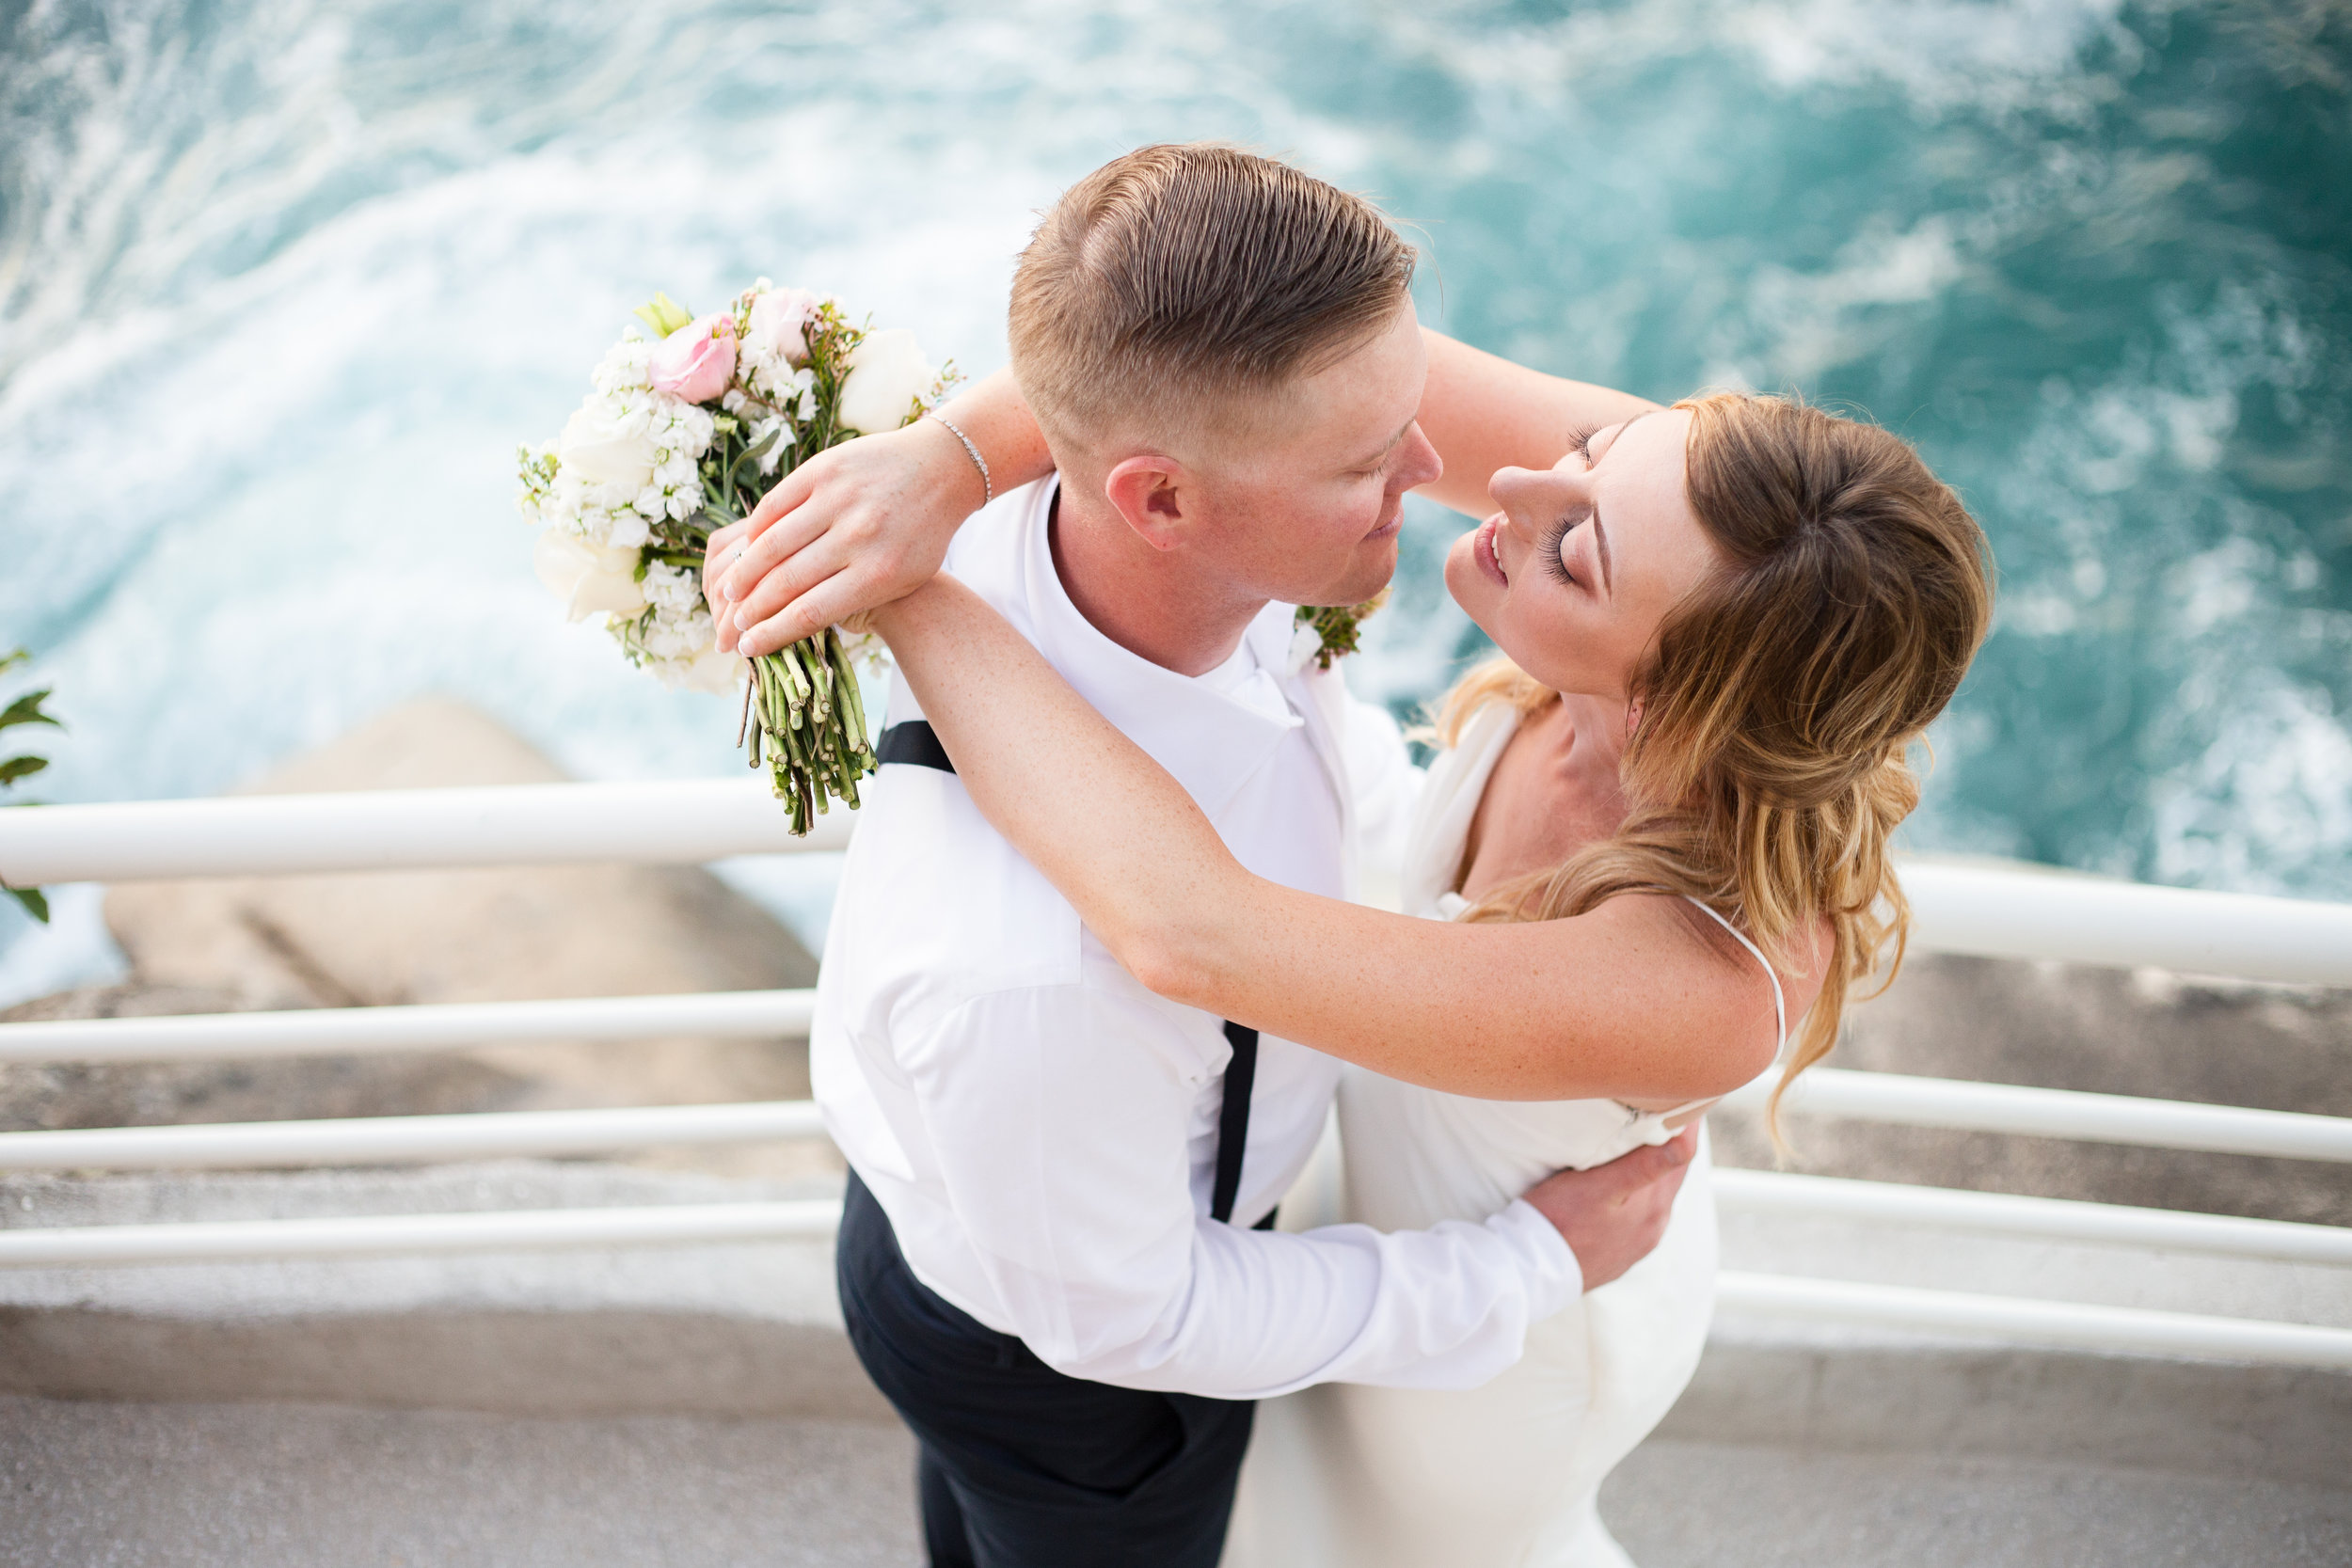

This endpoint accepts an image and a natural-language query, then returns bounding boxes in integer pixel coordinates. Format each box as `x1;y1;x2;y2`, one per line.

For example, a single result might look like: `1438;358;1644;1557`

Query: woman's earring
1626;699;1645;737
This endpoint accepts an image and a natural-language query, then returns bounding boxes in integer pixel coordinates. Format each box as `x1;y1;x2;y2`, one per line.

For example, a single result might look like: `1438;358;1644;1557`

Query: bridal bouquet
518;282;952;832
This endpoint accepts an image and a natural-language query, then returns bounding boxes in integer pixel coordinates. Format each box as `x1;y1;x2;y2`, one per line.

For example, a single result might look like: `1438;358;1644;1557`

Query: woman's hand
707;418;977;657
706;367;1055;657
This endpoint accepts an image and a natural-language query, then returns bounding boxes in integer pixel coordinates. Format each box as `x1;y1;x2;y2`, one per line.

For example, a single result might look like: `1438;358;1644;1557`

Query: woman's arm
710;369;1055;656
1412;332;1659;518
710;334;1657;652
869;578;1790;1104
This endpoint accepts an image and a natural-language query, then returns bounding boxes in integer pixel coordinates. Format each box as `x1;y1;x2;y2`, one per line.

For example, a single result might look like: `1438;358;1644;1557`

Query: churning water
2;0;2348;990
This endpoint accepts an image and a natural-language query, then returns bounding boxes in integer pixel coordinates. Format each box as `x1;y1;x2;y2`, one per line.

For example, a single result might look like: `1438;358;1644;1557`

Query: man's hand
1518;1125;1698;1292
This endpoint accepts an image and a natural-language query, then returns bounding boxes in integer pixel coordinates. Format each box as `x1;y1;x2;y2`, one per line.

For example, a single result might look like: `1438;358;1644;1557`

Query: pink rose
746;287;821;368
649;313;738;404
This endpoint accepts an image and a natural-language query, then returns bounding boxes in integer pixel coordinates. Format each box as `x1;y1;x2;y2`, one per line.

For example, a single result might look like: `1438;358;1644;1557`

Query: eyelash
1541;517;1580;587
1539;426;1602;585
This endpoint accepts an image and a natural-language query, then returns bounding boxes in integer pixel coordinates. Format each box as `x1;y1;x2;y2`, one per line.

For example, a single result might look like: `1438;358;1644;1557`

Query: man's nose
1398;422;1443;489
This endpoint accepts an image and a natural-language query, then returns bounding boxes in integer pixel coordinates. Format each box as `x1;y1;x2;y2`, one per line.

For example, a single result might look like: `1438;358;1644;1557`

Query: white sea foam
1;0;2345;994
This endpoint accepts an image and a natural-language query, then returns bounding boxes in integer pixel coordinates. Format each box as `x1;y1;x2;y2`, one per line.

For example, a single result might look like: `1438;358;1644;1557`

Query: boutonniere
1290;590;1390;673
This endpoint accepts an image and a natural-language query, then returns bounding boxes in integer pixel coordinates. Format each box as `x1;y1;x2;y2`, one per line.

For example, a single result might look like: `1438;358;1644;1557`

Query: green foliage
0;647;58;924
1294;592;1390;671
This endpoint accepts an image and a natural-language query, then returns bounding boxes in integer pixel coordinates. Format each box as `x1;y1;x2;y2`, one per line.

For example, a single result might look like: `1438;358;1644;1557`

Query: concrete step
0;1395;919;1568
6;1395;2348;1568
5;1161;2349;1563
1602;1436;2352;1568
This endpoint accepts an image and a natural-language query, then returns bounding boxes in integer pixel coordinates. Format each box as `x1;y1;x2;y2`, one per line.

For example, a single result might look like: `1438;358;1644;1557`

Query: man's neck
1048;481;1268;678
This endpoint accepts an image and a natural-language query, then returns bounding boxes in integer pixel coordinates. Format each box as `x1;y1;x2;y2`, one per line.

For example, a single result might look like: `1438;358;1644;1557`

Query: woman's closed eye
1542;515;1588;587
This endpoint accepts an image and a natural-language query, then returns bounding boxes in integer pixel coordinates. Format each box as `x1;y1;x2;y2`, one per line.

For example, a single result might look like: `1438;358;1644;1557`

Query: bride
709;341;1991;1565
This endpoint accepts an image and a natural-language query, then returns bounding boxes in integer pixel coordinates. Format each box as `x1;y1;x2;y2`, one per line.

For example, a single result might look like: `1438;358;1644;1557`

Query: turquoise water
2;0;2348;987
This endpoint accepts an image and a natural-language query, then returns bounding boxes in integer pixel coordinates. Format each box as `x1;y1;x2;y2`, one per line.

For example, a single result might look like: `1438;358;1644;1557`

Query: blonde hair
1008;143;1416;449
1438;393;1993;1133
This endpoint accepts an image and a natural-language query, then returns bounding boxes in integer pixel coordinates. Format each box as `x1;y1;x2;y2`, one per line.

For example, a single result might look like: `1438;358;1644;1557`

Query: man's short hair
1009;144;1416;451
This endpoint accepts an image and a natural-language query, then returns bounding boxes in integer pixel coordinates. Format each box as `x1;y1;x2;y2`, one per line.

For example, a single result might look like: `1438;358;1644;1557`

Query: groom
808;145;1691;1568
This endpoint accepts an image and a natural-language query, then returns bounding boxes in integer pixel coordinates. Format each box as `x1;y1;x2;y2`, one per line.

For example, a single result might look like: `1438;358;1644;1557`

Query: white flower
591;338;655;394
1286;622;1326;676
641;561;705;616
837;328;936;435
533;530;645;622
559;402;660;493
640;606;717;660
750;415;792;474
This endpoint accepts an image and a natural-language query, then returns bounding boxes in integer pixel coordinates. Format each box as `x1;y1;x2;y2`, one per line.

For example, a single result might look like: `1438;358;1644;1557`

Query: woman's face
1444;407;1724;702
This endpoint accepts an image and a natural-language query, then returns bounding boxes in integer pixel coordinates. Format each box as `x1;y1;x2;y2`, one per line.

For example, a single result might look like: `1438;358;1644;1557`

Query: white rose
680;647;743;695
558;403;661;492
836;328;936;435
533;529;646;623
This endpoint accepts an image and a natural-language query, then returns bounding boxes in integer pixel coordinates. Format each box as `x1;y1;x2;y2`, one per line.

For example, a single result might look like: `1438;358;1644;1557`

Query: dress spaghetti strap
1680;895;1788;1055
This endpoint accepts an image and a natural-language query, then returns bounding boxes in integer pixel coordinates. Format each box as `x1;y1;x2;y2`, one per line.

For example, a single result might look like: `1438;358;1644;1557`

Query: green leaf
0;689;60;733
0;648;25;676
0;754;47;785
5;883;45;924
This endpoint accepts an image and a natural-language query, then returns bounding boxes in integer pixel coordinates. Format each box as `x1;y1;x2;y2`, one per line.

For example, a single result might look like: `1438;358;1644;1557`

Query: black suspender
875;719;956;772
880;720;1275;1230
1210;1020;1261;1226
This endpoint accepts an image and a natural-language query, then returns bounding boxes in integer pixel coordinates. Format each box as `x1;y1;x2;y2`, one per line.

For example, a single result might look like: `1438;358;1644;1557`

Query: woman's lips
1477;517;1508;586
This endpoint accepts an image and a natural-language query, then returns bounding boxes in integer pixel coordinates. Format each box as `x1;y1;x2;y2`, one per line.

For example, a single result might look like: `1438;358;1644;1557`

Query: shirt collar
1019;478;1315;822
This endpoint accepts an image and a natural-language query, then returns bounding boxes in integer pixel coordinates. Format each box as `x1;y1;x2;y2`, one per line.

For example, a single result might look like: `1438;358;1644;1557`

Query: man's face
1176;301;1440;609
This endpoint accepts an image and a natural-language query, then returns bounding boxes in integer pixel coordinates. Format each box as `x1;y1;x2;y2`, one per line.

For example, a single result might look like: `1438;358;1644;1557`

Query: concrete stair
7;1397;2349;1568
3;1161;2347;1566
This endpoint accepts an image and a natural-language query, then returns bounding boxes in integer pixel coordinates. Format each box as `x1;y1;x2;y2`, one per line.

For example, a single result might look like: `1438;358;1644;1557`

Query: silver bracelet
925;411;993;508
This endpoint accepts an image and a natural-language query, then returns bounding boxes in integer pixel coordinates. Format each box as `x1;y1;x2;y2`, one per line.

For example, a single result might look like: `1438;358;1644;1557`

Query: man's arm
902;975;1588;1399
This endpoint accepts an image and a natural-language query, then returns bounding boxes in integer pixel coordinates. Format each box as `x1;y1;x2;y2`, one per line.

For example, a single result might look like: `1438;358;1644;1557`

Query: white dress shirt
811;477;1581;1399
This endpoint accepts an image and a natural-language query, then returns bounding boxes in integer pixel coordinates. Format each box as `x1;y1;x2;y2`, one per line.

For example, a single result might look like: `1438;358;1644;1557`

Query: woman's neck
1455;694;1630;906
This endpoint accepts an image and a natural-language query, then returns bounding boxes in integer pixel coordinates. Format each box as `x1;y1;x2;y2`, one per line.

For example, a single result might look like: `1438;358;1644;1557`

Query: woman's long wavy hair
1438;393;1994;1134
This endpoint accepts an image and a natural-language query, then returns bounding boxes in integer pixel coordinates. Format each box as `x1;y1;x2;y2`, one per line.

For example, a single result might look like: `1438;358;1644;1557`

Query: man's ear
1103;453;1195;552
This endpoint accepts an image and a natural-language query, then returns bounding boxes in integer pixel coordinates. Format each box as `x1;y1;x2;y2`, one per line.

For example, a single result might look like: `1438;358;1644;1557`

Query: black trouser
836;1172;1256;1568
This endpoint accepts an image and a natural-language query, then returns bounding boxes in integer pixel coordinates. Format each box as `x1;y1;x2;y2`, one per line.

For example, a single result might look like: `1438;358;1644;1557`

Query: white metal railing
0;990;818;1064
0;1199;839;1267
1887;860;2352;988
1717;1069;2352;1163
1;781;2348;1372
13;1001;2333;1161
6;786;2349;983
0;1101;826;1170
1710;1169;2352;1265
0;778;853;884
1713;1273;2352;1370
4;1001;2339;1162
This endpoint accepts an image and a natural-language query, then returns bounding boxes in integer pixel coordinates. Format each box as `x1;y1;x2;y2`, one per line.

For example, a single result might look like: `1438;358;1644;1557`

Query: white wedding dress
1223;698;1785;1568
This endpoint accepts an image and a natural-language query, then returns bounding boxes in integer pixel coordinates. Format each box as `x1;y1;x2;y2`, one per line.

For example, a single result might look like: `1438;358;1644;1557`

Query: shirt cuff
1494;1197;1584;1320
